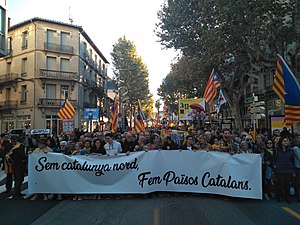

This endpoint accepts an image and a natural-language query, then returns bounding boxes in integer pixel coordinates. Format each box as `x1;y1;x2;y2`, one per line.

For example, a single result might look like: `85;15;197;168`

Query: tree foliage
111;36;152;118
156;0;297;129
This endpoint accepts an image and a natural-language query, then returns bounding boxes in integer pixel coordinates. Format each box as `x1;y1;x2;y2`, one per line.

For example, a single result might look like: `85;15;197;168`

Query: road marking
154;208;159;225
282;207;300;220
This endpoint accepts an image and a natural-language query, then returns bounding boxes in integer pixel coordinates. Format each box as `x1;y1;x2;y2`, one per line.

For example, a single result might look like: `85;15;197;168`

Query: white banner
28;151;262;199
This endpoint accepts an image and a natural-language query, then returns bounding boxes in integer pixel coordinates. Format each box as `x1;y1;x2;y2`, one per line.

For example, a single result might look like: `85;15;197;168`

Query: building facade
0;0;8;57
0;17;109;134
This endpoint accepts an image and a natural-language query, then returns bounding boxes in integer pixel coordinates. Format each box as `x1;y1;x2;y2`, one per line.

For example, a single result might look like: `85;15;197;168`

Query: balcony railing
44;42;73;54
0;73;19;83
0;100;18;110
39;98;77;108
83;101;97;108
90;81;104;94
40;69;77;80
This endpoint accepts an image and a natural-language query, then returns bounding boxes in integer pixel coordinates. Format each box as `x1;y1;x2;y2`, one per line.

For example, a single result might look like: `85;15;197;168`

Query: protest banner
28;151;262;199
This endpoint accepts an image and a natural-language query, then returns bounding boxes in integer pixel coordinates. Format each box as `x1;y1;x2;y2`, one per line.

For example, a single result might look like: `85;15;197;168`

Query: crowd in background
0;126;299;203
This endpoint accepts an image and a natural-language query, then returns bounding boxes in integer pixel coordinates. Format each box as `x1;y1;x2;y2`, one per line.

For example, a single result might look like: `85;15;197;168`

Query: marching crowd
0;126;299;203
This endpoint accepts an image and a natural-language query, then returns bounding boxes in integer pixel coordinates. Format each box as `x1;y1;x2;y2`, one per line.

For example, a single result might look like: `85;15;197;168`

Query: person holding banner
219;129;235;154
122;133;138;155
162;135;179;150
180;135;197;151
31;139;53;200
135;135;148;151
104;133;122;156
146;134;162;150
195;135;212;151
91;139;106;155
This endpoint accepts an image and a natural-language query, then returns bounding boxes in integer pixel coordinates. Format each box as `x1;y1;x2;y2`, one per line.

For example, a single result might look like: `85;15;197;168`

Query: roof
9;17;109;64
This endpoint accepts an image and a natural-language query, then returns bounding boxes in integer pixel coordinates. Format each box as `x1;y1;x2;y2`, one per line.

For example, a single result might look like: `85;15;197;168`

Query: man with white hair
60;141;68;154
245;135;258;153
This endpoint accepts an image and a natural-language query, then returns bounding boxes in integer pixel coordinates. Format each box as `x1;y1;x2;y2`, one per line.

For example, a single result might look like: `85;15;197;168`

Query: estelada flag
163;106;172;118
57;99;76;119
273;55;300;126
204;69;220;104
136;100;146;133
110;96;118;133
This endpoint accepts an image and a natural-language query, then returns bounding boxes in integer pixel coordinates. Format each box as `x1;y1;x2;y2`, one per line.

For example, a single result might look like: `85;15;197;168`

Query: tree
111;36;152;121
156;0;297;130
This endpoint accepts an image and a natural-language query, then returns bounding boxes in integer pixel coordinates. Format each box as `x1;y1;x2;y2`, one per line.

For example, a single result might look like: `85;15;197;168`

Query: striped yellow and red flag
110;96;118;133
57;99;76;119
204;69;220;104
272;58;285;102
136;100;146;133
273;55;300;126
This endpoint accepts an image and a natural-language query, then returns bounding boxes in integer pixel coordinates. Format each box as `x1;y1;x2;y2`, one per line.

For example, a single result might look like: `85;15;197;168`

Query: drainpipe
31;19;37;129
78;29;82;130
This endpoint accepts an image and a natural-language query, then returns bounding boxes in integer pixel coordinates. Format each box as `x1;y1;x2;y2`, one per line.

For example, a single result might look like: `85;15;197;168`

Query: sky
6;0;178;100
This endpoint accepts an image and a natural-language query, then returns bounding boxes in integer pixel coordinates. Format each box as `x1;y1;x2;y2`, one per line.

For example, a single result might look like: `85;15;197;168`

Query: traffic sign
244;96;254;104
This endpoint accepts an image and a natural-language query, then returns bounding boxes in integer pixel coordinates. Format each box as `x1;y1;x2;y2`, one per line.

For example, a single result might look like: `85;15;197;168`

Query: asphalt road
0;194;299;225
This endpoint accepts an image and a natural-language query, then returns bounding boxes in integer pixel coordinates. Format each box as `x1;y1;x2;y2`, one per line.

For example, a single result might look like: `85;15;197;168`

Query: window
61;85;69;99
265;70;274;88
22;31;28;49
21;85;27;103
5;87;10;100
46;56;56;70
95;55;98;67
21;58;27;77
47;29;56;43
60;58;70;71
0;6;5;51
7;36;12;55
98;59;102;70
0;6;5;33
60;32;69;52
46;84;56;99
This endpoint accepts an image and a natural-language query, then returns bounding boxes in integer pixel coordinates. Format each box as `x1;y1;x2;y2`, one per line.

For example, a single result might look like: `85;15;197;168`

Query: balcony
44;42;74;54
39;98;77;108
83;101;97;109
0;100;18;110
0;73;19;85
40;69;77;81
90;81;105;95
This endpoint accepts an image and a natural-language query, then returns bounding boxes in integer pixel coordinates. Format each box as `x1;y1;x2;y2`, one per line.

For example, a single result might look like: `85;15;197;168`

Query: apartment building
0;17;109;134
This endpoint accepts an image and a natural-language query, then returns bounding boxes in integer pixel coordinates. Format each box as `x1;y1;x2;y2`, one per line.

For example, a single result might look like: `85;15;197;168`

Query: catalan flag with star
110;96;118;133
57;99;76;119
204;69;221;104
272;55;300;126
135;100;146;133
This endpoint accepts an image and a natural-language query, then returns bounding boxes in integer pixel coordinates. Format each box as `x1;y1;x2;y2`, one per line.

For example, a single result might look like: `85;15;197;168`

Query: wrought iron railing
39;98;77;107
0;73;18;83
0;100;18;109
44;42;73;54
39;69;77;80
